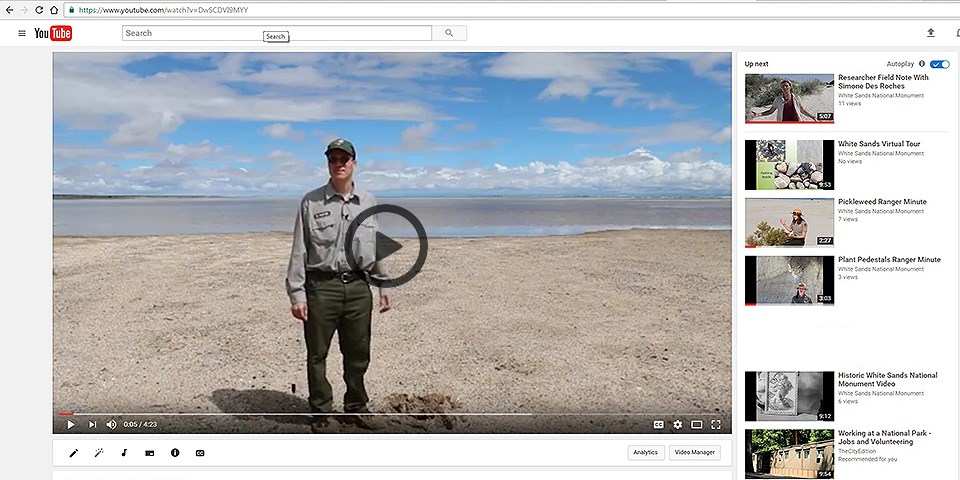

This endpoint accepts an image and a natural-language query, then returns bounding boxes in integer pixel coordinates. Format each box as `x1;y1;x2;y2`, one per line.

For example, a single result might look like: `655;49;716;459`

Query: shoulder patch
313;211;332;219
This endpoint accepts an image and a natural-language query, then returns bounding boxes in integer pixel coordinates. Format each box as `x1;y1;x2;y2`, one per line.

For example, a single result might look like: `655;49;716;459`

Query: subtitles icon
196;449;205;457
653;420;664;429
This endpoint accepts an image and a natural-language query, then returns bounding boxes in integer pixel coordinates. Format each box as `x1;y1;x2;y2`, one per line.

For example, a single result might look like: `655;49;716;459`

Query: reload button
263;31;290;43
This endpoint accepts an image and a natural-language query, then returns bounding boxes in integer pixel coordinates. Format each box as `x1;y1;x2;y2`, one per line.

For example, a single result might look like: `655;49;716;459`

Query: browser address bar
63;2;946;19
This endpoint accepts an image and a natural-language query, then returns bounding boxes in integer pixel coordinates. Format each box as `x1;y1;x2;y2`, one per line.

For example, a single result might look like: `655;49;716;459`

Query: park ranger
285;138;392;432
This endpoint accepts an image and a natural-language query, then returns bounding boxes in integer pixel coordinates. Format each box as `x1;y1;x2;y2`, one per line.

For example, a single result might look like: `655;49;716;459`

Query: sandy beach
747;87;834;122
53;229;731;433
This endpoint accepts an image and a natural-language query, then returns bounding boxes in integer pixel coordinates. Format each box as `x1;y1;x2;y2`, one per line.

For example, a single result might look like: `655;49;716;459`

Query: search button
263;31;290;43
432;25;466;41
930;60;950;69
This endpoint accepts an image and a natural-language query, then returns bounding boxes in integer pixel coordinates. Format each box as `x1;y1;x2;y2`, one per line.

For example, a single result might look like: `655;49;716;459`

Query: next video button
627;445;665;461
669;445;720;460
263;31;290;43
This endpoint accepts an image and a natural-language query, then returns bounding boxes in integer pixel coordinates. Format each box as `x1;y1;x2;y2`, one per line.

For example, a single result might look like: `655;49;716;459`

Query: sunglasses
327;156;353;165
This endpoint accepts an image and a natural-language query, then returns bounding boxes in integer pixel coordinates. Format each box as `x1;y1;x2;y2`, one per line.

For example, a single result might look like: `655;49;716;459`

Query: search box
121;25;434;41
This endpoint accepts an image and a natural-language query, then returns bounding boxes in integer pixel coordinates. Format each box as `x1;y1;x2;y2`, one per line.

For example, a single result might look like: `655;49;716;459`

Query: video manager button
628;445;665;461
669;445;720;461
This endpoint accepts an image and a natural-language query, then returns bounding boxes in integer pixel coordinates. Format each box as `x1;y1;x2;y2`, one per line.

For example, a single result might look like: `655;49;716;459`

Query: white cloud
356;149;730;193
711;126;732;143
667;147;705;164
651;52;731;86
400;122;438;151
53;148;731;195
541;117;729;145
370;121;495;153
581;148;662;166
484;52;730;106
106;111;184;147
53;53;457;145
259;123;305;141
167;140;214;157
540;117;611;134
538;79;593;100
266;149;296;161
361;160;407;171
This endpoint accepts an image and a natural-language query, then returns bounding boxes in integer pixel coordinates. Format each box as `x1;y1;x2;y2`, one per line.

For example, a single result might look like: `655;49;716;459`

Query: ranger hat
795;282;807;289
325;138;356;158
792;208;803;215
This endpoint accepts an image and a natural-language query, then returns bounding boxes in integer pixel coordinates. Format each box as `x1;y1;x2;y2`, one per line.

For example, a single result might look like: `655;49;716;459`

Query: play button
376;231;403;261
344;204;428;289
66;420;75;430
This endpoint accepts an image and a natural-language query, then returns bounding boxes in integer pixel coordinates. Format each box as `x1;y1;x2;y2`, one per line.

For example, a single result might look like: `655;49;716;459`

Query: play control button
376;231;403;261
344;204;427;289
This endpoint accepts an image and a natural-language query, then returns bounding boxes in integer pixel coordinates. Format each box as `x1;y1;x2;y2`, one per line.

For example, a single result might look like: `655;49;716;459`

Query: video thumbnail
53;52;733;434
745;372;835;422
745;140;834;191
745;198;835;247
745;74;835;123
746;429;835;479
745;256;834;305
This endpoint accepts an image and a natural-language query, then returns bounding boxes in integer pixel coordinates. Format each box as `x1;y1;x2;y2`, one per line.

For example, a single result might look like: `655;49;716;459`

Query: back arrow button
5;6;13;14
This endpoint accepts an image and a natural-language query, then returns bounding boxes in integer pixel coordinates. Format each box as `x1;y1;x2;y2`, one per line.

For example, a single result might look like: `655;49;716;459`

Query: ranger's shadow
210;388;310;426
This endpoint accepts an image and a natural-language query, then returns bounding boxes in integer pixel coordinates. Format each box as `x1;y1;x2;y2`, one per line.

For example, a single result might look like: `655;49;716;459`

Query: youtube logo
35;26;73;41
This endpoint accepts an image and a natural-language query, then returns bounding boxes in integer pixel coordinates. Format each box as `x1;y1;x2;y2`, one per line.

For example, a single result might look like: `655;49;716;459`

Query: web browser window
1;1;957;479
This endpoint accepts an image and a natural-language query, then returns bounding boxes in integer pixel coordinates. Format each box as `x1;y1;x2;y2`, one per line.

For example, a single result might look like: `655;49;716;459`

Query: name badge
313;211;332;219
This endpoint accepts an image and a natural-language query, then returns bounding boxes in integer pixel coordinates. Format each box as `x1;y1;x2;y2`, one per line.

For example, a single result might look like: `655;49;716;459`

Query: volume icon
106;419;118;430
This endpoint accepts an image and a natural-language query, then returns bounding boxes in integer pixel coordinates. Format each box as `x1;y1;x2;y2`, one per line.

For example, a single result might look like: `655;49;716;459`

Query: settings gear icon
673;420;683;430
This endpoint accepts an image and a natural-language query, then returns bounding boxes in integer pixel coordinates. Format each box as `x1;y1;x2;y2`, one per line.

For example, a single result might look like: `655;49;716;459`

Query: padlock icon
69;6;75;13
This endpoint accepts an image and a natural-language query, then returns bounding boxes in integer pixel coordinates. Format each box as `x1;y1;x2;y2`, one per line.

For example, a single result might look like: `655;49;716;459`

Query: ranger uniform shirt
790;220;808;238
285;181;388;304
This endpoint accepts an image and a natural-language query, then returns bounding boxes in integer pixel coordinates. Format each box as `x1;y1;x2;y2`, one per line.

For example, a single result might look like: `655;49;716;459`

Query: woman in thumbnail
747;80;819;122
779;208;808;246
791;283;813;304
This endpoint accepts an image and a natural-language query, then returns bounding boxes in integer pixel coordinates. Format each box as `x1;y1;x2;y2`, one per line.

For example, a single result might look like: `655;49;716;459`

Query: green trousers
304;275;373;413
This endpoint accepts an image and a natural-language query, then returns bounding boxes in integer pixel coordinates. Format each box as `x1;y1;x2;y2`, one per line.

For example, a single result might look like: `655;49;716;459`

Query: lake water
53;197;732;237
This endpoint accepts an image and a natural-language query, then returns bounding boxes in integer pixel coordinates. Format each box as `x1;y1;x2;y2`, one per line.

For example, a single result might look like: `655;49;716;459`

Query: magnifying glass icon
444;28;453;37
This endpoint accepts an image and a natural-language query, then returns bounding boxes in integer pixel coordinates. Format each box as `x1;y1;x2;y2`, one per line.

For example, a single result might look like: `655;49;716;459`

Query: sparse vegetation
746;221;789;246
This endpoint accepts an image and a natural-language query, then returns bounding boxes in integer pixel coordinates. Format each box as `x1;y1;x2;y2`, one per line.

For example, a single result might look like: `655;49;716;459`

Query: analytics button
628;445;665;461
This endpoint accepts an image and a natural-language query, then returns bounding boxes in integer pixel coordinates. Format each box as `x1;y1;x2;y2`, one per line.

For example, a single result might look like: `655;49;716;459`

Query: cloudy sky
53;52;732;196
